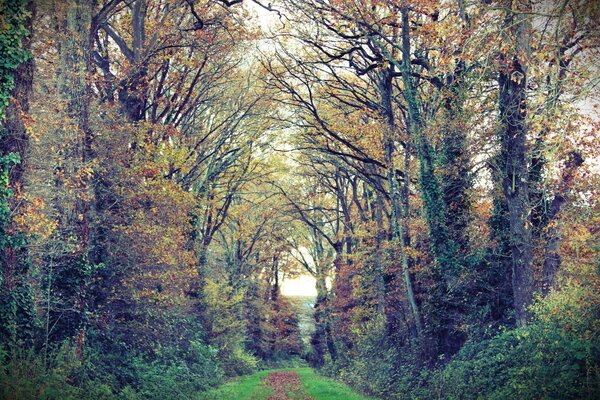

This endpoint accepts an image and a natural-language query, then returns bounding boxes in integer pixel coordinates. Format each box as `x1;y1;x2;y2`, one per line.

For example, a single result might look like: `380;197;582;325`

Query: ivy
0;152;36;347
0;0;31;121
0;0;31;272
0;0;30;254
0;0;34;349
0;152;21;251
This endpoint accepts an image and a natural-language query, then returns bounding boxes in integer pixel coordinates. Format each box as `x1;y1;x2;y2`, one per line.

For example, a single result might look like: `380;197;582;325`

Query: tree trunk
119;0;148;122
0;0;36;348
372;191;387;317
541;151;583;294
54;0;96;356
441;60;472;258
310;265;331;366
498;0;534;326
377;66;423;340
399;7;471;358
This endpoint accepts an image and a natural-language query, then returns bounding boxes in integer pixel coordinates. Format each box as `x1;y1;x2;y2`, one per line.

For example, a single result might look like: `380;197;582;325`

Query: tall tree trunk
119;0;148;122
399;8;465;358
498;0;534;326
540;151;583;294
56;0;95;244
310;262;331;367
55;0;96;357
441;60;472;258
0;0;36;348
372;190;387;317
377;66;423;340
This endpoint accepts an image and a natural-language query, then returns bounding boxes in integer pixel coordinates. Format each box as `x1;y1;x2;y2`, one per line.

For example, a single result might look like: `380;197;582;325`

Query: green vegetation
197;370;274;400
296;368;375;400
0;0;30;119
198;368;374;400
1;1;598;399
324;284;600;400
0;338;225;400
426;286;600;400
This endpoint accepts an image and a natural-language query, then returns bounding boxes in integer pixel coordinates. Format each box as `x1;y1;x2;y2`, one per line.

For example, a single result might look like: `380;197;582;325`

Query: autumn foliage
0;0;599;399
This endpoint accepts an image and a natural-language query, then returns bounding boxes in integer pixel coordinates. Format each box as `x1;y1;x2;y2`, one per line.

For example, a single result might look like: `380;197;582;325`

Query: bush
0;343;81;400
323;317;406;399
430;285;600;400
0;337;225;399
218;346;258;377
132;340;224;399
321;285;599;400
133;359;203;400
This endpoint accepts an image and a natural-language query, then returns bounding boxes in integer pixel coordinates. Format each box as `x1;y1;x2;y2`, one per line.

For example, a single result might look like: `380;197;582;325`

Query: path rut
264;371;313;400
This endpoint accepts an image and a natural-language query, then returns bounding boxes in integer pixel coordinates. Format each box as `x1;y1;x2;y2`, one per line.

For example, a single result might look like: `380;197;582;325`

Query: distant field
286;295;317;347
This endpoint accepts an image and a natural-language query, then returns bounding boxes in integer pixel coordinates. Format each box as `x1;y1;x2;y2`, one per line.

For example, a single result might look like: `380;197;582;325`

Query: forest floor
197;368;375;400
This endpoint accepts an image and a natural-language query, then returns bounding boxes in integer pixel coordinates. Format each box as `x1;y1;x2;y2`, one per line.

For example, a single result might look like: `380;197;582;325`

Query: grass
197;368;375;400
295;368;376;400
196;369;273;400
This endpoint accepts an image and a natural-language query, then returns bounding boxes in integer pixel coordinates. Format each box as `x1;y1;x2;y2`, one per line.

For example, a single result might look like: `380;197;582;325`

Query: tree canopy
0;1;599;399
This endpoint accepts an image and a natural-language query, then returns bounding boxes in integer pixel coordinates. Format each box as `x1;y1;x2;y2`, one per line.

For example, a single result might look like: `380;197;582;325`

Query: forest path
198;367;376;400
264;370;312;399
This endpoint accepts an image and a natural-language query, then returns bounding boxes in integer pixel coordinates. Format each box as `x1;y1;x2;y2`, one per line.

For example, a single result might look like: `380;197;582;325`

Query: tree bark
55;0;96;356
0;0;36;348
498;0;534;326
1;0;34;276
540;151;583;294
377;66;423;340
311;265;331;366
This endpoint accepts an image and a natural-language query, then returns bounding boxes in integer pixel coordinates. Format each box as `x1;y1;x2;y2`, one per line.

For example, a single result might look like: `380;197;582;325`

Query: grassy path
197;368;375;400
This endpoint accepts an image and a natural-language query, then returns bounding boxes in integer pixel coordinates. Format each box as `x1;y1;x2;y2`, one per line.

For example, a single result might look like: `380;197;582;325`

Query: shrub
321;285;599;400
0;343;80;400
430;285;600;400
218;346;258;377
324;317;405;399
0;337;225;399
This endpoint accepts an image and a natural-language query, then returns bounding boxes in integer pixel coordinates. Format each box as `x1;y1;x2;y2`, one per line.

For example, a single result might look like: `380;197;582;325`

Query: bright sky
245;1;281;31
281;274;317;297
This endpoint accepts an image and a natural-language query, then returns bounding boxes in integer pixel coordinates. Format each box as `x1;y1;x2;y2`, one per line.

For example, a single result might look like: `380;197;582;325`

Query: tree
0;0;36;349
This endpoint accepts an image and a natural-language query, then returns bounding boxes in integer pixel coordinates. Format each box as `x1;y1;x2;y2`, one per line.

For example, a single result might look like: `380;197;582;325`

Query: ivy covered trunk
399;7;464;358
0;0;36;349
377;66;423;342
51;0;96;355
498;0;534;327
441;61;472;262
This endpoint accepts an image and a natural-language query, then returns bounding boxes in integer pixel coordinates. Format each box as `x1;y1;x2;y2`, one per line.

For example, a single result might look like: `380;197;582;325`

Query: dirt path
264;371;314;400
